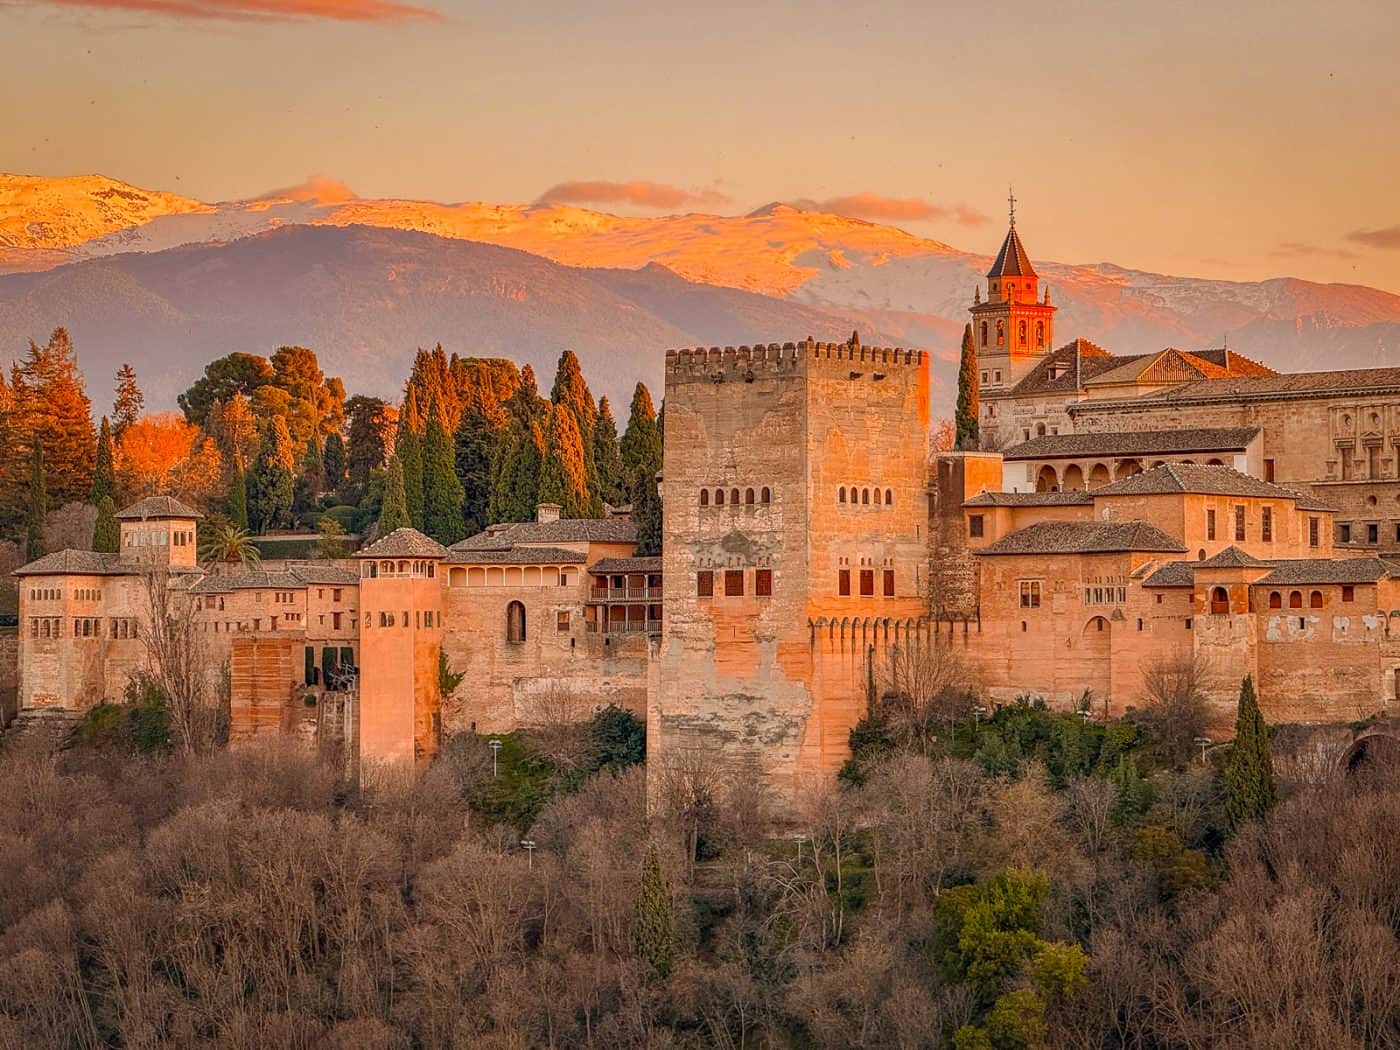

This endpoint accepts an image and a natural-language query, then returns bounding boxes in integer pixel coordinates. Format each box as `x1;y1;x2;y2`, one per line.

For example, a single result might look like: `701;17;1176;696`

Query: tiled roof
354;528;449;559
454;517;637;551
589;556;663;575
1141;561;1196;588
446;546;587;565
1189;347;1276;377
1092;463;1329;507
977;520;1188;556
1197;546;1271;568
963;491;1094;507
1070;367;1400;410
986;225;1037;278
1257;558;1394;586
1001;427;1260;461
13;550;124;576
993;340;1136;399
116;495;201;520
191;564;360;592
287;565;360;585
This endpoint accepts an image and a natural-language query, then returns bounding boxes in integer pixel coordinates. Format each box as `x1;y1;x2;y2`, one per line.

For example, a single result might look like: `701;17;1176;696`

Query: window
994;370;1002;383
1309;517;1319;548
696;571;714;597
873;489;882;506
1261;506;1272;542
755;569;773;597
760;487;771;504
1342;585;1355;602
838;569;851;596
506;600;526;643
862;488;870;505
1206;509;1216;540
1035;321;1045;348
1019;581;1041;609
1368;523;1379;544
1340;523;1352;544
996;320;1005;345
745;488;755;505
883;569;895;597
1310;590;1323;609
1268;591;1282;609
332;612;342;630
885;489;893;506
838;487;846;504
730;488;740;506
1018;320;1027;345
859;569;875;596
1289;591;1302;609
700;489;709;506
1210;587;1229;614
1264;458;1275;482
980;322;988;346
715;489;725;506
1234;505;1245;542
556;611;570;631
724;570;744;597
980;371;989;384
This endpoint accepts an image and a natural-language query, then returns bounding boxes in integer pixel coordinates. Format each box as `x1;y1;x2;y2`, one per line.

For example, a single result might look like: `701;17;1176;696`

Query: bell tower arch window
996;320;1005;346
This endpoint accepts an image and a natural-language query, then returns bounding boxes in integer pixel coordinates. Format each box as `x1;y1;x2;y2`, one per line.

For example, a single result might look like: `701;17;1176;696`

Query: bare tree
1136;653;1212;767
873;640;971;749
519;686;593;771
654;748;724;880
140;569;222;754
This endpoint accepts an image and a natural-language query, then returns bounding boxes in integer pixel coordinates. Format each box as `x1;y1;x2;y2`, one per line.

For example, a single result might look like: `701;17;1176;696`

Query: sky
4;0;1400;291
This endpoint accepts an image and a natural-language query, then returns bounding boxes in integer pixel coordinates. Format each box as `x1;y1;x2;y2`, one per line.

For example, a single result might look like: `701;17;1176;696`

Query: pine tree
247;417;296;532
633;843;674;980
323;432;348;499
92;495;119;553
113;362;144;436
344;395;391;503
620;382;662;485
592;396;625;507
422;407;466;544
294;437;325;514
227;458;249;531
91;416;116;505
537;404;591;519
1224;675;1277;829
631;464;663;557
955;323;980;449
397;386;426;529
378;455;411;535
25;443;46;562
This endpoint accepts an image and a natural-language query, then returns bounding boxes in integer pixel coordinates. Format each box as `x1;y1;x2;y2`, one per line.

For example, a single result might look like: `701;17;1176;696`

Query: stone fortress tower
652;335;930;800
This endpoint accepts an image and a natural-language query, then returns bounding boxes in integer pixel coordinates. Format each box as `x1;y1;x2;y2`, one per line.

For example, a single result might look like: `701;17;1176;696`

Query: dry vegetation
0;708;1396;1049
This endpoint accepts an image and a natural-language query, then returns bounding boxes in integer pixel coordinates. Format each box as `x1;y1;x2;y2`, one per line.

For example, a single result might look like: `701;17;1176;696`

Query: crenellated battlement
666;334;924;384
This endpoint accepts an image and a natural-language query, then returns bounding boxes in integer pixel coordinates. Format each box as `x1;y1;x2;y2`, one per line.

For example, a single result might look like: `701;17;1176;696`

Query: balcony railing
586;619;662;635
589;584;663;601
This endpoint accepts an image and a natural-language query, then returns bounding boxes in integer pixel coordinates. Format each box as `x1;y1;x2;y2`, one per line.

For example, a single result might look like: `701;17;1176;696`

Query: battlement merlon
665;338;926;385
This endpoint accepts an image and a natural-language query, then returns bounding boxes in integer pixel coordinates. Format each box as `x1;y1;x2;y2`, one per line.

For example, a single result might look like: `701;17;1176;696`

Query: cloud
253;175;358;205
1345;225;1400;251
29;0;439;23
800;193;989;226
536;180;731;210
1272;241;1358;260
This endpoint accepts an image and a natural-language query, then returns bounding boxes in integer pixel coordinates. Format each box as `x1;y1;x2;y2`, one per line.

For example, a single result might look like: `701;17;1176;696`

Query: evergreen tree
345;395;391;503
955;323;980;449
592;396;625;507
397;386;426;529
92;495;119;553
454;406;500;537
323;432;348;500
25;443;46;562
422;407;466;544
91;416;116;505
378;455;411;535
620;382;662;485
633;843;674;980
227;457;249;531
537;404;591;519
630;465;663;557
488;419;545;524
113;362;145;437
1224;675;1277;829
247;417;296;532
506;363;545;427
294;437;325;514
550;350;600;513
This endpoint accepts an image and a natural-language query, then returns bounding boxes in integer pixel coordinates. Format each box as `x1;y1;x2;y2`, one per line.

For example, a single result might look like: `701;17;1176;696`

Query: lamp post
1194;737;1212;765
1076;709;1092;724
972;705;987;728
488;738;502;777
521;839;536;870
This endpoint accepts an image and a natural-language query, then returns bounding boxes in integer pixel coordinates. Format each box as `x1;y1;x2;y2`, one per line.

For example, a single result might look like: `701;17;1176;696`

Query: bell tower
969;190;1056;391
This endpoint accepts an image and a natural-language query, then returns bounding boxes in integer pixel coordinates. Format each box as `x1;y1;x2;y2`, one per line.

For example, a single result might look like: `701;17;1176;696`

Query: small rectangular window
755;569;773;597
1261;506;1272;542
969;514;985;538
1264;458;1275;482
1342;585;1355;602
883;569;895;597
1368;523;1379;544
556;611;570;631
1019;581;1041;609
1206;509;1216;540
859;569;875;597
696;571;714;597
1340;523;1352;544
838;569;851;596
1310;517;1320;548
724;570;744;597
1234;505;1245;542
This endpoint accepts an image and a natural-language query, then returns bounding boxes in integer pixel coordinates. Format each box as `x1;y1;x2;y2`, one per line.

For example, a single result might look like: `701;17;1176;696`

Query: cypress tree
378;455;411;535
397;386;425;529
537;404;591;519
592;396;625;507
550;350;600;513
227;457;249;530
633;843;674;980
91;416;116;505
488;419;544;524
92;495;119;553
620;382;662;485
247;417;296;532
422;407;466;544
1224;675;1277;828
25;443;46;562
454;406;499;537
955;322;980;449
631;465;662;557
323;431;348;499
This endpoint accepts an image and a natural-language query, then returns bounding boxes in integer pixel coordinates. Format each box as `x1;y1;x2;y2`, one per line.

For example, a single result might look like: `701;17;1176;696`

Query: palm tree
199;521;262;572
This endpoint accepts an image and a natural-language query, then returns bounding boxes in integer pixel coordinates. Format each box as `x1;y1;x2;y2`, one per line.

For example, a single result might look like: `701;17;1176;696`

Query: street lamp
1076;709;1092;723
1194;737;1212;765
793;833;806;865
521;838;536;870
488;738;502;777
972;705;987;727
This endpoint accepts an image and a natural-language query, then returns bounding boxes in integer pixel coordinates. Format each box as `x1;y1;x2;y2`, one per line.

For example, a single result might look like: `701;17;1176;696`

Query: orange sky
4;0;1399;291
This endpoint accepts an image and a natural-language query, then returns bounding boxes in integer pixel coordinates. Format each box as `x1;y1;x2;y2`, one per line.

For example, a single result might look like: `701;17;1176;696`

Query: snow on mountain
0;173;209;252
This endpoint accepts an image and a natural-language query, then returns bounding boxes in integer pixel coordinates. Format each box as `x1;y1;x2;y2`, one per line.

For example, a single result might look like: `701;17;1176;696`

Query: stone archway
1341;728;1400;775
1088;463;1111;489
1035;465;1059;492
1062;464;1086;491
1115;459;1142;480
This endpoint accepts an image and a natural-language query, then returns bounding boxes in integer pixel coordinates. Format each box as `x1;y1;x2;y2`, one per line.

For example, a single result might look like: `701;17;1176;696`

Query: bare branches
872;640;972;749
139;569;223;754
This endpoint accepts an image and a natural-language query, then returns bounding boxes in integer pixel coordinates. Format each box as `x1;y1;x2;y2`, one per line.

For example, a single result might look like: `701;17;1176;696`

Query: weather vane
1008;186;1017;227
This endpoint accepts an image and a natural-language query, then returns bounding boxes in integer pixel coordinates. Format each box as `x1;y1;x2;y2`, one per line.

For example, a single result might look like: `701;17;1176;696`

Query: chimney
536;502;561;524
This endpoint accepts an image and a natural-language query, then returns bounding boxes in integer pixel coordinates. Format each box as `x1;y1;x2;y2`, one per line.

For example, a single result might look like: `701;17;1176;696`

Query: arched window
1289;591;1303;609
745;488;755;505
873;488;882;505
1018;320;1027;345
1210;587;1229;615
1035;321;1044;348
980;321;988;346
885;488;893;505
760;487;771;503
862;488;870;505
700;489;709;506
996;320;1005;346
730;488;740;506
1007;283;1016;298
1268;591;1282;609
506;600;526;643
1310;590;1324;608
838;486;846;504
715;488;725;506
